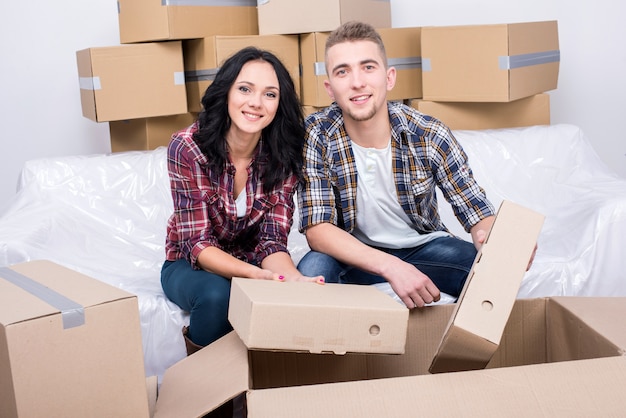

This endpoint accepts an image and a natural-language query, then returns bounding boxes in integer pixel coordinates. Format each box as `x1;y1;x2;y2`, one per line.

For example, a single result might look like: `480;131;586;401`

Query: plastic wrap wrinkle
1;124;626;383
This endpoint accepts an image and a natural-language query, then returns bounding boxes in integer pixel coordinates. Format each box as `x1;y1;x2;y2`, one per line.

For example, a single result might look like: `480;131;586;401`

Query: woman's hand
282;274;325;284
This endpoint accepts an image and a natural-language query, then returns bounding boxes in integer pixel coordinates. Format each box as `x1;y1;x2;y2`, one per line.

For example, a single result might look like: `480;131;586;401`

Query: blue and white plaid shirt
298;101;495;236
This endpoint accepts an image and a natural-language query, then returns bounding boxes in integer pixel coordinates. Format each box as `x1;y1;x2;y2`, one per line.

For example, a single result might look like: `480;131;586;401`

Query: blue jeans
297;236;476;297
161;259;233;347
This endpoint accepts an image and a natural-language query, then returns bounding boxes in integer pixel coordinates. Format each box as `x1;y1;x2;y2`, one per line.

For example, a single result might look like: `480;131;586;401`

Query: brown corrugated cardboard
76;42;187;122
156;295;626;417
300;27;422;107
117;0;258;44
303;105;324;117
109;113;197;152
229;279;409;355
409;93;551;130
422;21;559;102
430;200;545;373
0;260;149;418
257;0;391;35
183;35;300;113
247;356;626;417
156;201;626;417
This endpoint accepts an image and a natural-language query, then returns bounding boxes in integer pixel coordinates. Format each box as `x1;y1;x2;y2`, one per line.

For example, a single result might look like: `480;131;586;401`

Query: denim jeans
297;236;477;297
161;259;233;347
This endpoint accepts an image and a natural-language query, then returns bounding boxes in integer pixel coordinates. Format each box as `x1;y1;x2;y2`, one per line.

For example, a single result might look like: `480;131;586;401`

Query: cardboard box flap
154;331;249;418
430;200;545;373
229;279;408;354
548;297;626;362
247;356;626;417
0;260;134;327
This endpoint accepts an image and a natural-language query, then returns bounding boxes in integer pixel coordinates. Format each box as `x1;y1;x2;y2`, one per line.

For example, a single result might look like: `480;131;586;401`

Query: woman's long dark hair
193;46;305;194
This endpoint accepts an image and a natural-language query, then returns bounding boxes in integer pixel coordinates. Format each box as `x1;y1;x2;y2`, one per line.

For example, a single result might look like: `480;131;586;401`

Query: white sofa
2;124;625;382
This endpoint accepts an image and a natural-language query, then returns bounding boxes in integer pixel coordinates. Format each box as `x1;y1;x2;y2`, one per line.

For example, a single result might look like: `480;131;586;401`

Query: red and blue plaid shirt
165;122;296;269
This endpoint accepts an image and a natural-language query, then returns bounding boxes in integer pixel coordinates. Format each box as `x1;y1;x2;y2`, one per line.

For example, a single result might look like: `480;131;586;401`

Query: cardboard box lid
246;356;626;417
0;260;135;327
547;297;626;362
154;331;249;418
229;278;409;354
429;200;545;373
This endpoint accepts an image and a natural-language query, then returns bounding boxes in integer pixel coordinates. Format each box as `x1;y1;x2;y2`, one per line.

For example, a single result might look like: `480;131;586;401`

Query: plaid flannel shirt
298;102;495;236
165;122;295;269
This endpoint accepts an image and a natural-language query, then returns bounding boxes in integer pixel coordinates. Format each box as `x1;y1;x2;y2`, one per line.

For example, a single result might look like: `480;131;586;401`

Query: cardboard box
257;0;391;35
183;35;300;113
109;112;197;152
422;21;559;102
300;27;422;107
117;0;258;44
229;278;409;355
153;200;557;417
430;200;544;373
0;260;149;418
77;42;187;122
408;93;550;130
155;296;626;417
303;105;324;117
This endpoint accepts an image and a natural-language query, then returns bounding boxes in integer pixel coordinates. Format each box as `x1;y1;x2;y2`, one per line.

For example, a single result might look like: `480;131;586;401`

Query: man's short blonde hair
325;21;388;68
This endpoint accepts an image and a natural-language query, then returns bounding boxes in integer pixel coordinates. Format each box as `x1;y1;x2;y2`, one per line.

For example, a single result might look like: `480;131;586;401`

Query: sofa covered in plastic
1;123;625;382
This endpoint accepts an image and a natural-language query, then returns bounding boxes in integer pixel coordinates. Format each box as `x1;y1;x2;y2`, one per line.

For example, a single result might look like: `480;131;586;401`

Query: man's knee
297;251;342;283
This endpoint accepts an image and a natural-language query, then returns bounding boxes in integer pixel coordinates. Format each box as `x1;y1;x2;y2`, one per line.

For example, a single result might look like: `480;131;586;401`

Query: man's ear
386;66;397;92
323;79;335;101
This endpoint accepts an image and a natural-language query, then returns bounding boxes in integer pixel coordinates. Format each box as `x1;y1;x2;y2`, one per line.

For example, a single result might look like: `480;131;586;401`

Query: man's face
324;40;395;123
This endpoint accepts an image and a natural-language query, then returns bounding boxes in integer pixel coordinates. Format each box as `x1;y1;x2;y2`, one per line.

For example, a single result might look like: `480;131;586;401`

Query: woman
161;47;324;357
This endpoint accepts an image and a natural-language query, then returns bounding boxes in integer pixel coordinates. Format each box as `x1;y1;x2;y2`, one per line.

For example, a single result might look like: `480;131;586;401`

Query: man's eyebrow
330;58;380;74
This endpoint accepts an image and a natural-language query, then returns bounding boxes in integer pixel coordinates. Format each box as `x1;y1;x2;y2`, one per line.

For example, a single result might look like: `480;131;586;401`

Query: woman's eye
265;92;277;99
239;86;250;93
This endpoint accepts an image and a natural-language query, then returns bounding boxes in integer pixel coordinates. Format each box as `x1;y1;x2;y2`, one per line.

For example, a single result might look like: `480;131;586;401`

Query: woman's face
227;60;280;139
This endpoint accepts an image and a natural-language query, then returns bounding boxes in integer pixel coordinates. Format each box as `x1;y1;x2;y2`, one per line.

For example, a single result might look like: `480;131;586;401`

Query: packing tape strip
185;68;220;82
499;50;560;70
422;50;560;72
0;267;85;329
79;76;101;91
314;56;422;76
163;0;256;6
80;73;184;89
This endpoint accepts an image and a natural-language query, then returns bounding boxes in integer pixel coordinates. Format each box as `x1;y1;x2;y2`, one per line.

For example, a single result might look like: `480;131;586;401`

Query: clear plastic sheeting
442;124;626;298
1;124;625;383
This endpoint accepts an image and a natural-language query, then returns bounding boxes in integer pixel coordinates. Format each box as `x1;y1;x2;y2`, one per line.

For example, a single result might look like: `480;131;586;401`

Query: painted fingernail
278;275;285;281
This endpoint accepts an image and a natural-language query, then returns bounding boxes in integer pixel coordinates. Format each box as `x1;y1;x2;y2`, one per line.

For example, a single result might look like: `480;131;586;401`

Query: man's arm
469;215;495;250
305;222;441;308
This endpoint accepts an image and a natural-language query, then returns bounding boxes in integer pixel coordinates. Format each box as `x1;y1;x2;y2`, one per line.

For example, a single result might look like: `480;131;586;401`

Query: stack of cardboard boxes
76;1;558;152
409;20;559;130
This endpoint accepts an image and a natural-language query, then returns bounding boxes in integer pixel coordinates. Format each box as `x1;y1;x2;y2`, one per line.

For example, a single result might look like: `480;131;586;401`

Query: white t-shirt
351;139;448;249
235;188;247;218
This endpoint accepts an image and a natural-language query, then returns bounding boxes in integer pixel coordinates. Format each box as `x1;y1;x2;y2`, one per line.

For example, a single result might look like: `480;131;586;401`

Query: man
297;21;497;309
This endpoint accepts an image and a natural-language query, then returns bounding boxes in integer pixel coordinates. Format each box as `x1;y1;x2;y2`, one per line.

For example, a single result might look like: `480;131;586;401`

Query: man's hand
384;259;440;308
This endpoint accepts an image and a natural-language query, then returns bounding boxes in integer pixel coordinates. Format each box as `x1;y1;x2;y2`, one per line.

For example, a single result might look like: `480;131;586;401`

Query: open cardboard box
152;201;626;416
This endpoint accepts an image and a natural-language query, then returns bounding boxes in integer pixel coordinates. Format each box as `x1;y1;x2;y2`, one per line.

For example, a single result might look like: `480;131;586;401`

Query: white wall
1;0;625;208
